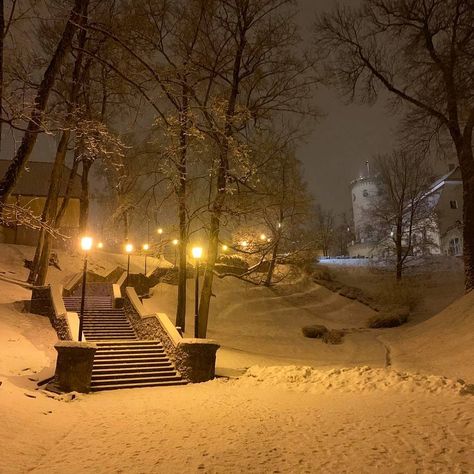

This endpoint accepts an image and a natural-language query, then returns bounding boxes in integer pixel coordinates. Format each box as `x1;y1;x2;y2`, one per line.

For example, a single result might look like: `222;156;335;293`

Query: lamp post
79;236;93;341
142;243;149;275
157;227;163;258
192;246;203;338
125;243;133;286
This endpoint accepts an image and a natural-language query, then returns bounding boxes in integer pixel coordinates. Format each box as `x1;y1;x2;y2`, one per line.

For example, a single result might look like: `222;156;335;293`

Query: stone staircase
64;296;136;341
63;294;186;391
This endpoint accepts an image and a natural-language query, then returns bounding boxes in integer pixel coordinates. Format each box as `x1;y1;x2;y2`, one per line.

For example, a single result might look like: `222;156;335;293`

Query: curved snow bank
240;365;473;396
386;290;474;381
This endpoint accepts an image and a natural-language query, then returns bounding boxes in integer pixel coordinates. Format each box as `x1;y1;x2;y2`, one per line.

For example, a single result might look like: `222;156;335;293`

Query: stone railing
31;284;75;340
124;287;219;383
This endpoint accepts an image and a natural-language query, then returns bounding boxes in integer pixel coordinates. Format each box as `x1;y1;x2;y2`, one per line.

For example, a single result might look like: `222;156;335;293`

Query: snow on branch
0;202;65;239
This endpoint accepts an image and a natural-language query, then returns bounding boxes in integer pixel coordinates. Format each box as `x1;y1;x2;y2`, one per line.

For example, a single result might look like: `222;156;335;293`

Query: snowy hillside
0;244;473;473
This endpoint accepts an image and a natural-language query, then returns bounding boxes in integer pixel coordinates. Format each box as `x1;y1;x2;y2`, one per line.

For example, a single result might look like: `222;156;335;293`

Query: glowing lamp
260;233;267;241
222;244;228;251
157;228;163;235
97;242;103;249
125;243;134;253
143;243;149;251
192;246;203;259
81;236;93;252
172;239;179;245
241;241;249;248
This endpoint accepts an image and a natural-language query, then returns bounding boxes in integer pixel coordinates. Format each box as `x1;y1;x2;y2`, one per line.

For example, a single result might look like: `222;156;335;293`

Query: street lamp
260;233;267;241
97;242;103;249
192;246;203;338
222;244;228;252
143;243;149;275
78;236;93;341
125;243;134;286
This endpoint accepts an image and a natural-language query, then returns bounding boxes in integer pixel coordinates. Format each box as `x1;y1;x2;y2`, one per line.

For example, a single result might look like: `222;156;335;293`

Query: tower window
450;200;458;209
363;189;368;197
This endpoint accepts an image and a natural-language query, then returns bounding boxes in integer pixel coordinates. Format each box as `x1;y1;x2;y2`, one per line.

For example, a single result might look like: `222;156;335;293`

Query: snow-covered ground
0;244;473;473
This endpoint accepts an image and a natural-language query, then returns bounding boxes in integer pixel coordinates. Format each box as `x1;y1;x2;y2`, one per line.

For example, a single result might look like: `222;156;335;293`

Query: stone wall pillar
175;341;220;383
54;341;97;393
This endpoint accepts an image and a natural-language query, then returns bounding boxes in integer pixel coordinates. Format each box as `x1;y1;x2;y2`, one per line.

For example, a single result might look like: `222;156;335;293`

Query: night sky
297;0;398;216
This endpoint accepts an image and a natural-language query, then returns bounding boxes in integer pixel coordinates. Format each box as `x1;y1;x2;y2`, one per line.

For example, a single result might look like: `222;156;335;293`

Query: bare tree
0;0;87;204
314;206;334;258
314;0;474;290
195;0;315;337
369;150;436;280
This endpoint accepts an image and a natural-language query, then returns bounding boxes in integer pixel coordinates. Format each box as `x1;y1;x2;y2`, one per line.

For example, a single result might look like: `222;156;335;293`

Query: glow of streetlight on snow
157;228;163;235
97;242;103;249
143;243;149;251
192;246;203;259
125;243;134;253
172;239;179;245
81;236;93;252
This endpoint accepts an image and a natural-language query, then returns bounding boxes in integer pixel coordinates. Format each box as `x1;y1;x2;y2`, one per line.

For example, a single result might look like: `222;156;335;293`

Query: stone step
93;357;169;366
95;341;161;347
90;379;187;391
94;351;165;360
91;373;183;385
95;342;163;349
86;337;137;341
94;348;164;356
93;362;173;373
91;369;178;381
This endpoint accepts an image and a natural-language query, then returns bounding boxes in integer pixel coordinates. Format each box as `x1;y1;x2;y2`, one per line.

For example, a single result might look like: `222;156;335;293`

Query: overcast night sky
296;0;399;216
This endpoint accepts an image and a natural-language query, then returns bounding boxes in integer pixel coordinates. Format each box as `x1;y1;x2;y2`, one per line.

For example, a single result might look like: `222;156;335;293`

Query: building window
449;237;461;256
352;193;356;202
450;200;458;209
363;189;368;197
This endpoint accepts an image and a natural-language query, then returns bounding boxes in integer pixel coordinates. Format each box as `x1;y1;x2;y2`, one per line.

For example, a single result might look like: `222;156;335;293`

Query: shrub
322;329;344;344
373;281;420;312
367;307;409;328
216;254;249;269
302;325;328;338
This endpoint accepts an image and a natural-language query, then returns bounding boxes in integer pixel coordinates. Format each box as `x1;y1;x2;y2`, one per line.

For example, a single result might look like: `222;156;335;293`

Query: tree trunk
0;0;85;204
265;237;280;286
197;210;221;338
79;159;92;233
175;88;189;330
457;141;474;291
0;0;4;157
175;192;187;331
395;223;403;281
33;132;70;286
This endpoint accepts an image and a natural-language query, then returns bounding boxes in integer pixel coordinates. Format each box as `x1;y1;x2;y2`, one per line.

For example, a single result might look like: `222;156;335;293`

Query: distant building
0;160;82;247
348;165;463;258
